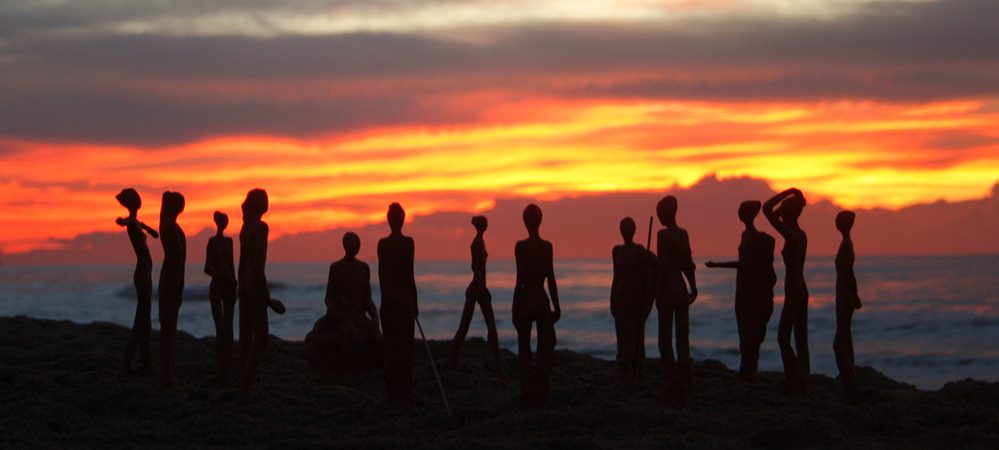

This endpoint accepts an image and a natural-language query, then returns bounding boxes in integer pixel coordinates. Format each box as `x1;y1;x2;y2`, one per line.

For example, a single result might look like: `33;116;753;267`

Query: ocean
2;255;997;389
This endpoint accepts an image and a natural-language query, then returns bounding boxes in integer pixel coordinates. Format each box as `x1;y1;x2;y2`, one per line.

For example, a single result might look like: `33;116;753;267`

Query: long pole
646;216;654;251
416;317;451;416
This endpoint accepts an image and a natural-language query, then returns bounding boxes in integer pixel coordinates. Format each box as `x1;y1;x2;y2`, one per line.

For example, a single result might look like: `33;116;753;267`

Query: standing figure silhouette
447;215;506;379
512;204;561;408
655;196;698;404
378;203;419;406
115;188;158;378
833;210;862;403
706;201;777;382
610;217;656;380
763;188;810;395
236;189;271;390
205;211;237;384
158;191;186;388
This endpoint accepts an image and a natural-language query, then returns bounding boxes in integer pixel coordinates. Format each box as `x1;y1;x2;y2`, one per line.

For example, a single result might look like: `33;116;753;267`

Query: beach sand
1;316;997;448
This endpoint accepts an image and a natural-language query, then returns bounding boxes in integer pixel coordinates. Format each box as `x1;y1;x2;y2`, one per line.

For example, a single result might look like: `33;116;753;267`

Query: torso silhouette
471;235;487;281
124;219;153;271
835;238;856;306
611;242;655;317
781;226;808;300
327;257;371;318
377;233;416;317
514;237;554;319
206;236;235;286
656;227;693;304
239;221;269;304
160;222;186;291
738;230;777;300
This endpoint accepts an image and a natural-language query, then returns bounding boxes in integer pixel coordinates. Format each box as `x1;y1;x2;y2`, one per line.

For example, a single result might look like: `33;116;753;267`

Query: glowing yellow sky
2;98;997;254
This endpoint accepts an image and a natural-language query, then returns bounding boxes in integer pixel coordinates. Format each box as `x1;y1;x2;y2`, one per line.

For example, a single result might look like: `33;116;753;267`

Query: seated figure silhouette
305;232;383;379
158;191;186;388
447;215;506;379
610;217;656;380
706;201;777;382
236;189;273;390
513;204;561;408
763;188;810;395
205;211;237;384
378;203;419;406
655;195;698;405
115;188;158;378
834;210;862;403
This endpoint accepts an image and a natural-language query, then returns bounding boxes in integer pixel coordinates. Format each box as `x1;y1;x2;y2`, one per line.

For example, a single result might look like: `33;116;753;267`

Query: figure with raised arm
512;204;561;408
706;201;777;382
115;188;158;378
610;217;656;380
306;232;383;379
834;210;862;403
655;196;698;404
236;189;272;390
448;215;506;379
762;188;810;394
158;191;186;387
378;203;419;406
205;211;237;383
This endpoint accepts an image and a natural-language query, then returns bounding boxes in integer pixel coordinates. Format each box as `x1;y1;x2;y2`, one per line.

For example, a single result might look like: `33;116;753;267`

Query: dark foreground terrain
1;316;997;448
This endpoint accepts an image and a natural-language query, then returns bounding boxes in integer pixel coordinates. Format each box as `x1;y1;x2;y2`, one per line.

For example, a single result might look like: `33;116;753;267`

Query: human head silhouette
776;193;806;222
387;203;405;232
242;189;269;221
471;215;488;233
160;191;185;223
343;231;361;258
116;188;141;213
836;210;856;234
213;211;228;232
619;217;636;242
522;204;542;233
738;200;762;225
656;195;678;226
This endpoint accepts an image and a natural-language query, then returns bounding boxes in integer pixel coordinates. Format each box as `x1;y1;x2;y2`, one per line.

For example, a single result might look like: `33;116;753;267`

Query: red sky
1;0;998;261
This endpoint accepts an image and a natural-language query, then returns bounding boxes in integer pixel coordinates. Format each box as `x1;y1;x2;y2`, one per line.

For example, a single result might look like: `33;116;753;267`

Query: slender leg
447;283;478;368
777;300;797;391
478;290;506;378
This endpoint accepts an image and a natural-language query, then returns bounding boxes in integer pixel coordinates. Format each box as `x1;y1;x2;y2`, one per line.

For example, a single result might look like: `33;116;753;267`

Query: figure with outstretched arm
448;215;506;379
512;204;561;408
833;210;863;403
158;191;186;388
610;217;656;381
378;203;419;406
205;211;237;384
115;188;157;379
762;188;810;395
655;195;697;405
706;201;777;383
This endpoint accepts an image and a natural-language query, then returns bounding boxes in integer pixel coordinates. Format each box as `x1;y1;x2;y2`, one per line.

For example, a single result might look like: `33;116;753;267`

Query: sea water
1;255;996;389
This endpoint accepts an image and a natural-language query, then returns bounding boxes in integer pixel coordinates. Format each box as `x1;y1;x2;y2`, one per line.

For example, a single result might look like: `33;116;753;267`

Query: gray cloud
1;0;998;146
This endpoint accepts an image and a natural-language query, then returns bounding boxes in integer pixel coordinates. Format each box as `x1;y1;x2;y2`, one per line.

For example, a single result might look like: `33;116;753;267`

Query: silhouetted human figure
115;188;158;378
378;203;419;406
610;217;656;380
305;232;382;379
236;189;271;390
706;201;777;382
447;216;506;378
158;191;186;387
655;196;698;404
833;210;862;403
205;211;237;384
763;188;810;394
513;204;561;408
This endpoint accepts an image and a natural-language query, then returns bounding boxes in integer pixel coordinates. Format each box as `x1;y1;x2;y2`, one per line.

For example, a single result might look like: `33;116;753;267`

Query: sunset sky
2;0;998;256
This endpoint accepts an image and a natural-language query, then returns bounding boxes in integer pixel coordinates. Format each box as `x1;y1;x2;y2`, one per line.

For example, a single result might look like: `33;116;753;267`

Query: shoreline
2;316;998;448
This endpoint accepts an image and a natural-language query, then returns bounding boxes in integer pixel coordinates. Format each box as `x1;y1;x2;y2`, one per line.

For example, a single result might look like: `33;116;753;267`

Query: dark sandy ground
1;316;997;449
